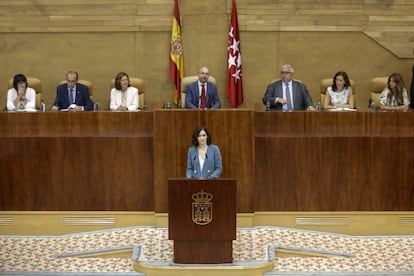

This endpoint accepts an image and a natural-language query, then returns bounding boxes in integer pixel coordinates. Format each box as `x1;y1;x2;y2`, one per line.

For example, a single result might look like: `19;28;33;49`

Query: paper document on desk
60;104;77;112
328;108;356;112
16;108;38;112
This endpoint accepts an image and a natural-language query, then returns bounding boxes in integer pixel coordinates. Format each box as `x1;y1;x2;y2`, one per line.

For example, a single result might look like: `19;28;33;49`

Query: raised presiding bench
0;111;154;211
1;110;414;212
254;110;414;211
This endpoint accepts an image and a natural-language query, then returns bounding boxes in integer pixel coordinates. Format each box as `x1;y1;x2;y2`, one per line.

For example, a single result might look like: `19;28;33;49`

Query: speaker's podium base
174;240;232;264
133;260;275;276
168;178;237;264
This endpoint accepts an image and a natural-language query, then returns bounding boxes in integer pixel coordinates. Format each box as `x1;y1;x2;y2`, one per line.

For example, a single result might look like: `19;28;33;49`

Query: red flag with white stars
226;0;243;108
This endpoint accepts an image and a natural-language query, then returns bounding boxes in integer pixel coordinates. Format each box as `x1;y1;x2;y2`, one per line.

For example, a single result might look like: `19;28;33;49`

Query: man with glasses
51;70;93;111
262;64;314;111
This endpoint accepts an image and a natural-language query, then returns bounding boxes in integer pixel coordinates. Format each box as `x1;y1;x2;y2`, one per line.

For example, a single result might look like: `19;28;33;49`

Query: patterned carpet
1;226;413;275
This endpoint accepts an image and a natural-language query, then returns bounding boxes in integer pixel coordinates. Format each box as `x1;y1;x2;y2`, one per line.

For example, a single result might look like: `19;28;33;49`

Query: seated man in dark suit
51;70;93;111
185;66;221;109
262;64;314;111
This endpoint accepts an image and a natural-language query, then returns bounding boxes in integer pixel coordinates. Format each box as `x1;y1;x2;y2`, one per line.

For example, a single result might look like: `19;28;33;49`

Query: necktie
69;89;74;104
200;84;206;109
285;83;293;110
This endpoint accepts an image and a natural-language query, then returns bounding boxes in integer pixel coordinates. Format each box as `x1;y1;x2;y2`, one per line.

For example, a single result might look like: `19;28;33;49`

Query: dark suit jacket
262;80;313;110
185;81;221;109
53;83;94;110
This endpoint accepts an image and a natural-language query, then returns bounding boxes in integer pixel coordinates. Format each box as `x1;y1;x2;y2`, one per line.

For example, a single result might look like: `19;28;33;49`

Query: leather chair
110;77;145;109
320;78;356;107
58;79;94;98
181;75;216;108
7;77;42;109
369;77;388;108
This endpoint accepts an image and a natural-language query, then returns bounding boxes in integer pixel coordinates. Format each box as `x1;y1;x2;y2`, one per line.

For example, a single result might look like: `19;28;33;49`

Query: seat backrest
8;77;42;109
181;75;217;108
58;79;94;98
320;78;355;106
369;77;388;108
269;79;303;84
110;77;145;109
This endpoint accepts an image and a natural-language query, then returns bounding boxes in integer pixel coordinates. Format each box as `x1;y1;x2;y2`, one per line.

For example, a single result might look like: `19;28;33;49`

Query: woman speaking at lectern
186;126;222;179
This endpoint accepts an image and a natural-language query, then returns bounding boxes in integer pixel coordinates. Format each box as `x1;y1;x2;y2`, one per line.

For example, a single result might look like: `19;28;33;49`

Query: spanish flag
170;0;184;105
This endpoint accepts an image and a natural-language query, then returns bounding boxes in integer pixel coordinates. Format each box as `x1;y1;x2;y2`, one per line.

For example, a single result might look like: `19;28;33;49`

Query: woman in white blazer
109;72;138;111
7;74;36;111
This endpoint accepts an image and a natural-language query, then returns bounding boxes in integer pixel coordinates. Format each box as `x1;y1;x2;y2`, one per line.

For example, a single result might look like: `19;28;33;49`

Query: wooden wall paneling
254;136;390;211
0;112;154;211
254;111;414;211
153;110;255;213
367;112;414;137
0;137;154;210
153;110;202;213
305;111;367;137
254;111;307;137
368;137;414;211
201;110;255;212
2;110;414;213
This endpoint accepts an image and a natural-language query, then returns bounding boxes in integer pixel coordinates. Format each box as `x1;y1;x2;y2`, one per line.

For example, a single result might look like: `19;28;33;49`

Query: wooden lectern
168;178;237;264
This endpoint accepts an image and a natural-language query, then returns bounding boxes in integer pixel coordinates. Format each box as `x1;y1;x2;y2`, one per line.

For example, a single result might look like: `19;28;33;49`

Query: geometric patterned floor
1;226;413;274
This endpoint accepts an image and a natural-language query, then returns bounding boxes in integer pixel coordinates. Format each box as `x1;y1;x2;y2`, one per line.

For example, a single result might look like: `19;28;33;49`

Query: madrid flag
226;0;243;108
170;0;184;105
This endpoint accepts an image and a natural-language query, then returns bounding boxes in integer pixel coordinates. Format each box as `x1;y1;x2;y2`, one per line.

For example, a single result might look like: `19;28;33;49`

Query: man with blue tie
185;66;221;109
51;70;93;111
262;64;314;111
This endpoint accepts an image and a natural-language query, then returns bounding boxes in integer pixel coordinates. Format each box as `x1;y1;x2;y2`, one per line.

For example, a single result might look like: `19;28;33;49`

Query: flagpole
170;0;184;107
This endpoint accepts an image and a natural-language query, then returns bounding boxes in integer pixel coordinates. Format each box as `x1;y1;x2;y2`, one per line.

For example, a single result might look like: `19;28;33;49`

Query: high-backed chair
7;77;42;109
180;76;217;108
320;78;356;107
269;79;303;85
369;77;388;108
110;77;145;109
58;80;94;99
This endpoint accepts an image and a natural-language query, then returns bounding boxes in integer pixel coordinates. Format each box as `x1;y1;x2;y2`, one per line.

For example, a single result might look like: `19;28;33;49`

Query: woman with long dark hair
378;73;410;111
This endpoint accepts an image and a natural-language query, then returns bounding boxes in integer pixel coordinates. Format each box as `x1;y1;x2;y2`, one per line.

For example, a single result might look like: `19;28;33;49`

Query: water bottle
265;100;271;111
369;99;376;111
316;99;322;111
94;101;100;111
40;100;46;112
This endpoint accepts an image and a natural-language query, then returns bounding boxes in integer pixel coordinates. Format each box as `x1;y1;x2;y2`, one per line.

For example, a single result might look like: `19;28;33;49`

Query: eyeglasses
280;71;291;74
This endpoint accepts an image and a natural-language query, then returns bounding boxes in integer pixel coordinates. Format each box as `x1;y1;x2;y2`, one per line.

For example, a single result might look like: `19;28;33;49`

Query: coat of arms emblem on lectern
192;190;213;225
